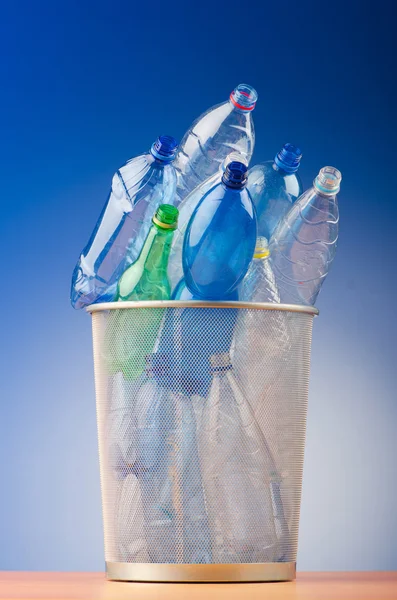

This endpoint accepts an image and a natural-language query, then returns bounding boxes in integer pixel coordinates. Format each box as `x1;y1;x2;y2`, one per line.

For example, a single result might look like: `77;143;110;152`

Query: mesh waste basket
87;300;318;582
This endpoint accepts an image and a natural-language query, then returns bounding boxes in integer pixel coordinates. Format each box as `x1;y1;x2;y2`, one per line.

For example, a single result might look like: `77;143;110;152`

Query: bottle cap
274;143;302;174
153;204;179;229
210;352;232;370
230;84;258;111
254;236;270;259
221;152;249;172
222;161;248;189
150;135;178;162
314;166;342;195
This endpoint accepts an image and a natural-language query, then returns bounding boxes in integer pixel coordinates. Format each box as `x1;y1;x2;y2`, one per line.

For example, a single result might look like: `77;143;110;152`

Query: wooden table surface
0;572;396;600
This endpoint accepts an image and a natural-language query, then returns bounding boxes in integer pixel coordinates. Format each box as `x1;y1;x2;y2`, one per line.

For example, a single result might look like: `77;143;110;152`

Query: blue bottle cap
230;84;258;111
150;135;178;162
274;143;302;174
314;166;342;195
222;161;248;189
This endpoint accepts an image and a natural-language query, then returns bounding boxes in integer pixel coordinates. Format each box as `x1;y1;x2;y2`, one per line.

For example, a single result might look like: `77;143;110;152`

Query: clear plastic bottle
103;205;178;381
269;166;341;305
71;136;178;309
199;352;280;563
134;354;211;564
247;144;303;240
168;152;249;292
183;161;257;300
233;238;290;414
174;84;257;202
106;373;149;562
238;237;280;303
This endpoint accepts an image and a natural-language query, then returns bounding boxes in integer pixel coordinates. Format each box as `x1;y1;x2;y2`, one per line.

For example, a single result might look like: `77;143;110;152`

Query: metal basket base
106;561;296;582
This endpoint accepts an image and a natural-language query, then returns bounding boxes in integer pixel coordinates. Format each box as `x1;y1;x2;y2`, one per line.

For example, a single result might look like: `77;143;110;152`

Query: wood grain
0;572;396;600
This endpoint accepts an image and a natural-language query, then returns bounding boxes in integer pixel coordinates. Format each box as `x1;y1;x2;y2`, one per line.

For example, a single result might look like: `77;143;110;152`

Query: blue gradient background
0;0;396;572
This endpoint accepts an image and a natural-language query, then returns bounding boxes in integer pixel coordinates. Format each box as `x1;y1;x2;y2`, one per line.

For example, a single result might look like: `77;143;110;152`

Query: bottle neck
229;84;257;112
221;177;247;190
141;223;174;274
210;352;233;375
274;144;302;174
211;363;233;376
272;161;288;175
254;250;270;260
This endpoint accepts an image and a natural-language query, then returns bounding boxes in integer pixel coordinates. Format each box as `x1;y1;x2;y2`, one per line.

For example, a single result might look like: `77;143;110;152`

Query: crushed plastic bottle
71;136;178;308
106;373;149;562
238;236;280;303
269;166;341;305
247;144;303;240
174;84;257;202
198;352;281;563
234;238;290;413
134;354;212;564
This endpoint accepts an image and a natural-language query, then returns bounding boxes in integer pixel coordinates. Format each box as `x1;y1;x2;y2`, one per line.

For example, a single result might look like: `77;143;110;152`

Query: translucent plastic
70;137;178;309
248;145;303;241
269;167;341;306
156;304;238;397
107;361;211;564
106;373;150;562
134;365;211;563
182;167;257;300
238;237;280;303
199;353;280;563
174;84;257;202
168;152;248;292
172;278;238;302
90;304;316;567
234;240;291;413
103;211;177;380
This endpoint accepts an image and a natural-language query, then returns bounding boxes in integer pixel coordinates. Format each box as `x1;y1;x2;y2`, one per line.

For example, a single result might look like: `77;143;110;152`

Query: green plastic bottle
104;204;179;380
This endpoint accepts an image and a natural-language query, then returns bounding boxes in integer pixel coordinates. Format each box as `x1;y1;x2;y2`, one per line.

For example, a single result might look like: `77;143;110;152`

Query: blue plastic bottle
182;161;257;299
247;144;303;240
172;278;238;301
174;84;257;202
168;152;249;293
269;166;341;306
71;136;178;309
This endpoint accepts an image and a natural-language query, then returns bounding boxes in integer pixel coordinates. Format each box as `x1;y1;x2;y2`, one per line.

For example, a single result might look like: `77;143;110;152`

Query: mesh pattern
91;305;314;565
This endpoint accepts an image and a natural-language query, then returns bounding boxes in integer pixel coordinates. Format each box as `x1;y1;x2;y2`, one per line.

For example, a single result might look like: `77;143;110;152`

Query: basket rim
86;300;319;316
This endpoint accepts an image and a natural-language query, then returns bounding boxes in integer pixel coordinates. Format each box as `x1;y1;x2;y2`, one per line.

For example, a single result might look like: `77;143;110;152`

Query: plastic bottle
172;278;238;301
155;281;239;397
183;161;257;300
71;136;178;309
269;166;341;305
174;84;257;201
247;144;303;241
238;236;280;303
134;353;211;564
233;238;291;414
103;205;178;381
198;352;281;563
168;153;249;292
106;373;150;562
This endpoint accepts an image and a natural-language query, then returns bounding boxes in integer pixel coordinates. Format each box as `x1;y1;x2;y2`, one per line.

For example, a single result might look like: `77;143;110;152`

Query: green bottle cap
153;204;179;230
